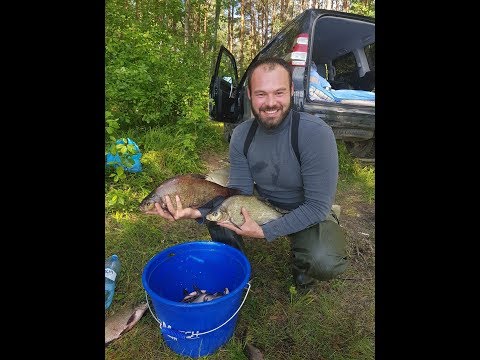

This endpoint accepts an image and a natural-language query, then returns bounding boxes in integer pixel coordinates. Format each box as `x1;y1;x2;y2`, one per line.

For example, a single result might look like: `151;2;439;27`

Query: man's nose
265;94;276;106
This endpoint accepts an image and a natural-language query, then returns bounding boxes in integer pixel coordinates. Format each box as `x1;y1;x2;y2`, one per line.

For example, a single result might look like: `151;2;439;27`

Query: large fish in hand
206;195;285;228
105;302;148;346
139;174;239;213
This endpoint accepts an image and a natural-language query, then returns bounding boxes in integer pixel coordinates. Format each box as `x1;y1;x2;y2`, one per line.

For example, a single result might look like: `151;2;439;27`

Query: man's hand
144;195;201;221
218;207;265;238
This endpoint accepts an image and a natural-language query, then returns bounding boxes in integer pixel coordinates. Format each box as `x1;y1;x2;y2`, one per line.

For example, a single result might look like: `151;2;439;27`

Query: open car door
209;46;239;123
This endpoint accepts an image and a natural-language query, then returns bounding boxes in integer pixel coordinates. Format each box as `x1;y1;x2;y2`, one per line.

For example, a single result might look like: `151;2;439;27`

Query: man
147;57;347;288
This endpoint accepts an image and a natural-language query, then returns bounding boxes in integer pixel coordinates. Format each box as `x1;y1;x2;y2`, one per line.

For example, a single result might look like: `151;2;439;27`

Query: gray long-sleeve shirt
228;110;338;241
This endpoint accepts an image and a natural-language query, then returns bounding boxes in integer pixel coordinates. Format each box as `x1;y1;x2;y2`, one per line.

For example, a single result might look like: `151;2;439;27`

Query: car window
333;51;357;79
218;55;238;88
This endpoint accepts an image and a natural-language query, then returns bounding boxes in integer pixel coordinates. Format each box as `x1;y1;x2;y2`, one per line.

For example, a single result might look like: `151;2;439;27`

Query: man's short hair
247;57;293;92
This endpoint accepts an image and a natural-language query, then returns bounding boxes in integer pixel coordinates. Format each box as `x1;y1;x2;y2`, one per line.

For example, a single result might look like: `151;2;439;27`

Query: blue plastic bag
106;138;142;173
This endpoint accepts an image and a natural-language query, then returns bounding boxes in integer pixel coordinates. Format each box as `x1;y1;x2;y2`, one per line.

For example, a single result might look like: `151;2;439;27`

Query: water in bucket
142;241;251;358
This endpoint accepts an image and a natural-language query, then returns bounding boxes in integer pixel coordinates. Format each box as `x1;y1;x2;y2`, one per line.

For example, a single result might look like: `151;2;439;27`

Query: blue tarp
309;67;375;104
106;138;142;173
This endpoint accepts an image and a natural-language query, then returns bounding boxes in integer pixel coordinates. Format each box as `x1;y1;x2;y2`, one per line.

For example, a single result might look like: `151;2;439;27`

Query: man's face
247;65;293;129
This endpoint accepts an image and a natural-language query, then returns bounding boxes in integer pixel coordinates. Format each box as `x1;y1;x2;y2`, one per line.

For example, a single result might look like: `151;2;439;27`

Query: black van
209;9;375;159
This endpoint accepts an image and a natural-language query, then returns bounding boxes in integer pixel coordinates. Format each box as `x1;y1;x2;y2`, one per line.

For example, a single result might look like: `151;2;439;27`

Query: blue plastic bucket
142;241;251;358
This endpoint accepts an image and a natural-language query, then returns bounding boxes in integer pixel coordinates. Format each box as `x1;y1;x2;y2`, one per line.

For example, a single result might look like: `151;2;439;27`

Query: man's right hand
144;195;201;221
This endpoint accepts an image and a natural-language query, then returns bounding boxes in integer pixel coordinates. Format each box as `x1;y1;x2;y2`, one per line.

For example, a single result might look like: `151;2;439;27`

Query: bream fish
181;285;230;303
105;302;148;346
205;166;230;187
139;174;240;214
206;195;284;228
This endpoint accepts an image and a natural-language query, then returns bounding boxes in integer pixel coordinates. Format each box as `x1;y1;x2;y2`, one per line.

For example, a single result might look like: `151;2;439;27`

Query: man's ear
247;86;251;100
290;82;294;94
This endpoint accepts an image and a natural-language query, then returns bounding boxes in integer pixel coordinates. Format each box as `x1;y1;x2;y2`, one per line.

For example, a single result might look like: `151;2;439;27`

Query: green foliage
105;111;141;184
338;141;356;180
105;186;141;213
337;141;375;203
109;166;127;183
105;0;214;132
350;0;376;17
289;284;298;304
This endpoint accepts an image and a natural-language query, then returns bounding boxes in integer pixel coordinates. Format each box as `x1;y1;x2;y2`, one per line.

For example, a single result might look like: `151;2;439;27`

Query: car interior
310;15;375;93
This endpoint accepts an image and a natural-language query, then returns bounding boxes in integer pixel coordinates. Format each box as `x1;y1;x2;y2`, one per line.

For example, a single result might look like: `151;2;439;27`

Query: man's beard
252;101;292;130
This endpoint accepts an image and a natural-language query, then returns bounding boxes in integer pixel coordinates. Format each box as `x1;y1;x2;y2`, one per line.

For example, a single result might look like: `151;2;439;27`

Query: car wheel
344;138;375;159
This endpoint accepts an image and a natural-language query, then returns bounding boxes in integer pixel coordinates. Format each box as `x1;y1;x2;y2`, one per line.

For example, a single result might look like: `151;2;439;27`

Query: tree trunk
210;0;222;73
203;4;208;53
184;0;190;44
240;0;245;73
230;1;235;53
271;0;275;40
227;3;232;50
135;0;141;20
251;1;257;55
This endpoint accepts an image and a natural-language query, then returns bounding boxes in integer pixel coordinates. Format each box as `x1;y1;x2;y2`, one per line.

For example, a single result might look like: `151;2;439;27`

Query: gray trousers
207;211;347;282
289;212;348;282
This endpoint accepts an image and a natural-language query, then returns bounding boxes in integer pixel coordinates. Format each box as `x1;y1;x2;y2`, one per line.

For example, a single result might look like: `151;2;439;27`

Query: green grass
337;141;375;204
105;124;375;359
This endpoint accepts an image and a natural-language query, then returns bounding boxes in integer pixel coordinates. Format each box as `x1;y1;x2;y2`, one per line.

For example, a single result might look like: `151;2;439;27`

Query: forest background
106;0;375;148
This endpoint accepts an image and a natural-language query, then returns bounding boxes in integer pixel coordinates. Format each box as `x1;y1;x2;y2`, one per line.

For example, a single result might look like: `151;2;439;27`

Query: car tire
344;138;375;159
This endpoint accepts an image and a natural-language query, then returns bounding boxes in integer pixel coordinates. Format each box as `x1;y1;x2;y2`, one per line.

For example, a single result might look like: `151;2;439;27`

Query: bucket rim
142;240;251;308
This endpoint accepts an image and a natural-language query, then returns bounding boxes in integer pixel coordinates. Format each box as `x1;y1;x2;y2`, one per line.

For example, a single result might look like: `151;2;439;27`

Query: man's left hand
217;207;265;238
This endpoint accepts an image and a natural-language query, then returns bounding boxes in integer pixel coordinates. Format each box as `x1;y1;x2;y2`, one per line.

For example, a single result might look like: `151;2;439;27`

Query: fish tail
227;187;241;196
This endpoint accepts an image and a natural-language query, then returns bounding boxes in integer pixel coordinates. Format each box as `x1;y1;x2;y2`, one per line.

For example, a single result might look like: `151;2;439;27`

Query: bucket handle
145;282;251;340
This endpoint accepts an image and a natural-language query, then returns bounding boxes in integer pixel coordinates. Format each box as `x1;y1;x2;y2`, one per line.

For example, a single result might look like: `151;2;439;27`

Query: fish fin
193;284;205;293
183;288;189;296
256;196;289;214
125;312;137;326
181;296;196;303
273;207;289;215
255;195;269;203
227;187;241;196
125;304;148;327
231;220;243;230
